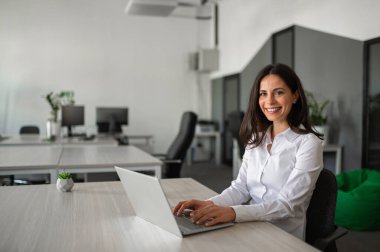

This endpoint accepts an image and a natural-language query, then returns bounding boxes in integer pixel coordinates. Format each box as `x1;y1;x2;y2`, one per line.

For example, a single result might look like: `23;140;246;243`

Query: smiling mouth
265;107;281;113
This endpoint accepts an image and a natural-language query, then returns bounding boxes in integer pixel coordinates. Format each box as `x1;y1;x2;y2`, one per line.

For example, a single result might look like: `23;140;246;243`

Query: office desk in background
0;134;118;146
0;134;55;146
0;146;162;182
0;178;318;252
187;131;221;166
323;144;343;174
0;134;154;150
59;145;162;180
126;134;154;153
0;145;62;180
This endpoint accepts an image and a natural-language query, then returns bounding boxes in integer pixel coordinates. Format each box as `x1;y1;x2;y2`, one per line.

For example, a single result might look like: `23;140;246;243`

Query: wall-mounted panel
363;38;380;170
273;27;294;68
240;39;272;111
295;26;363;172
211;78;223;131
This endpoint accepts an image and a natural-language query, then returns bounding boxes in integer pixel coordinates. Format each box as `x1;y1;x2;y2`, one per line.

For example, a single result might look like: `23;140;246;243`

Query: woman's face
258;74;298;126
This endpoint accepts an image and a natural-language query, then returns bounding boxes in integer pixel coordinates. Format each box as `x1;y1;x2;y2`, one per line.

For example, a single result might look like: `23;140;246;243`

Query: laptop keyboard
175;215;212;234
173;209;233;235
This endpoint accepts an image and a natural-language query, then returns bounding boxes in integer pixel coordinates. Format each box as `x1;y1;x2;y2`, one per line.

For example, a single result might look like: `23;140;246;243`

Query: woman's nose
266;94;275;103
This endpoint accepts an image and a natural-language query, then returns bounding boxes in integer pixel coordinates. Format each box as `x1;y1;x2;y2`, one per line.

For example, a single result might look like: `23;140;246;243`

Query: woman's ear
293;91;300;104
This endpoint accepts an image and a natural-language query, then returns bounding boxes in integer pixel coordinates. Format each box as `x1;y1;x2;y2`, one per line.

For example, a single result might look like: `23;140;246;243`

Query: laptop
115;166;234;238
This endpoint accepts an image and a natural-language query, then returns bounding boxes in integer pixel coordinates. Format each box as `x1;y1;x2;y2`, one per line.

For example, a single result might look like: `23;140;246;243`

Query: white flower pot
314;125;329;146
56;178;74;192
46;120;61;140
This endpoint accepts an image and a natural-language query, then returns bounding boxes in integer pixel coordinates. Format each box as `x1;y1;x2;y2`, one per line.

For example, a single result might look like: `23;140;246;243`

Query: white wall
0;0;214;152
216;0;380;77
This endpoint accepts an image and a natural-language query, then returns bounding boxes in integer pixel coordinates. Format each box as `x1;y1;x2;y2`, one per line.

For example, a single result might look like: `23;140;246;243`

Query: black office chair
154;111;198;178
227;111;245;158
306;169;348;252
20;125;40;134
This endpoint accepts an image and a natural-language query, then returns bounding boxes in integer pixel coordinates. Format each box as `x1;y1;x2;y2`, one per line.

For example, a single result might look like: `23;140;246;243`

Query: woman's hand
173;199;214;216
190;204;236;226
173;199;236;226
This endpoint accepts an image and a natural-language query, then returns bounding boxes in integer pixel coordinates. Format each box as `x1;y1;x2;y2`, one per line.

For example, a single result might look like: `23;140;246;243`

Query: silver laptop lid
115;166;183;237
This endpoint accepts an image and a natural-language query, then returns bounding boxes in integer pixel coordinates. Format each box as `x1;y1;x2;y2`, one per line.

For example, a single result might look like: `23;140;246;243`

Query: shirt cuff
231;205;261;222
231;205;245;222
208;195;228;206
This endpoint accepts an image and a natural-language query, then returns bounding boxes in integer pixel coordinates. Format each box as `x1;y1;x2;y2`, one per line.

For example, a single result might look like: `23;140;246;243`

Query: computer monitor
96;107;128;135
61;105;85;137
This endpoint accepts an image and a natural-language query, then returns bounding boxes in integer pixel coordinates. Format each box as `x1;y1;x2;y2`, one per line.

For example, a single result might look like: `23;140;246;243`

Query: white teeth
266;107;280;113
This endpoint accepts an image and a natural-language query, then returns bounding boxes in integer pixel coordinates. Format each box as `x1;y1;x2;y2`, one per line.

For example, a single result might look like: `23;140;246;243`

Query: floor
181;161;380;252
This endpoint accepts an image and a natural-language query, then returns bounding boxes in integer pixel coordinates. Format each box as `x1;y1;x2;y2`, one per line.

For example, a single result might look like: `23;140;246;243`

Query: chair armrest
151;154;182;164
152;154;167;159
161;159;182;164
314;227;349;250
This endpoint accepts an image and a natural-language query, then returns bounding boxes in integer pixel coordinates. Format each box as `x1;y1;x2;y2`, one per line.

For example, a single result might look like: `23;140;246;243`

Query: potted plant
306;91;330;145
44;91;75;139
56;171;74;192
45;92;61;120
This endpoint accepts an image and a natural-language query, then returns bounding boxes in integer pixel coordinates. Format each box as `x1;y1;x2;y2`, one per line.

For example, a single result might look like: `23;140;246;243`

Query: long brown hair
240;63;322;148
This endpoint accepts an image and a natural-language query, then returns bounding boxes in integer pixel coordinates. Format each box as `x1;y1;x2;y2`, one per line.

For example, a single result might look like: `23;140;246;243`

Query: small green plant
306;91;329;126
58;171;72;180
44;91;75;122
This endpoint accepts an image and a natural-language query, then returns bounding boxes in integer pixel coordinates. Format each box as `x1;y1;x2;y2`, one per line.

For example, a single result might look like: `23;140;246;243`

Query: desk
0;146;162;183
0;135;54;146
58;136;118;146
0;179;318;252
0;146;62;180
126;134;154;153
58;145;162;181
127;134;153;145
323;144;343;174
0;134;118;146
187;131;221;165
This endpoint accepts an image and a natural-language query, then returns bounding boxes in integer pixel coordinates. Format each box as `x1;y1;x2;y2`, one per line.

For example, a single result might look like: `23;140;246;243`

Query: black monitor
61;105;85;137
96;107;128;135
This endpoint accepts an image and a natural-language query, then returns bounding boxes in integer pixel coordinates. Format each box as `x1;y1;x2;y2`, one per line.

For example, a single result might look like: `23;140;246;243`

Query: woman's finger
173;201;186;213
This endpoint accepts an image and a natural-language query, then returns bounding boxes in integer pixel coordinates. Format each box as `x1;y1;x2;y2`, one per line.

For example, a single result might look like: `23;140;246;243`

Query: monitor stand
67;126;73;137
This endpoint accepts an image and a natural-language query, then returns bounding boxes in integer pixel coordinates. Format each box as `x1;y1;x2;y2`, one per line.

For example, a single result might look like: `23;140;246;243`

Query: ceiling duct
125;0;212;19
125;0;177;17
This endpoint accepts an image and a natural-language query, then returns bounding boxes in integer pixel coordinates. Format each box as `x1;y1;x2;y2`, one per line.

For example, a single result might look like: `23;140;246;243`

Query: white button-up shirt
209;127;323;240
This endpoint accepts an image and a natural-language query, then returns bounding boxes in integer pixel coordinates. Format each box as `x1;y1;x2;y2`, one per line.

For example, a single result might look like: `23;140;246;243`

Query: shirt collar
264;125;301;143
283;128;300;142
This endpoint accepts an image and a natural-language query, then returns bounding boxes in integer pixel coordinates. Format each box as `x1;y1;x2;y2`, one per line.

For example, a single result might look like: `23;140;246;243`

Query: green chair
335;169;380;231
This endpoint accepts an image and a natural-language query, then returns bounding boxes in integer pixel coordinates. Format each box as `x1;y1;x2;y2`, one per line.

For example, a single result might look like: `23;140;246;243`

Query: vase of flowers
44;91;75;139
56;171;74;192
306;91;330;145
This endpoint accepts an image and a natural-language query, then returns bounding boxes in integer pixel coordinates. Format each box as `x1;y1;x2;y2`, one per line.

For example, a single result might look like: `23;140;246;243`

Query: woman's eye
259;92;266;97
274;90;284;96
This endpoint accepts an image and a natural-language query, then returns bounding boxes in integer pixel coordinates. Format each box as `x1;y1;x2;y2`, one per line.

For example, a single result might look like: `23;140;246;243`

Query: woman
173;63;323;240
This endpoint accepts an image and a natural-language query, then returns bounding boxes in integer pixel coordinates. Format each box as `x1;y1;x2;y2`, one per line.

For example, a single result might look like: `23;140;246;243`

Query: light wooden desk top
0;145;162;181
0;179;318;252
58;145;162;169
0;145;62;171
0;134;54;146
0;135;118;146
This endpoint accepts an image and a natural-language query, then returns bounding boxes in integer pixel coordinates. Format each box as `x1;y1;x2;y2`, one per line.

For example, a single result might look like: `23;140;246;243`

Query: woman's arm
172;150;252;225
208;151;252;206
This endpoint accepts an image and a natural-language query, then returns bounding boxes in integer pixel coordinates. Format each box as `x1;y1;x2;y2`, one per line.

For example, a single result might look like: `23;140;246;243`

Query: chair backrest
166;111;198;161
20;125;40;134
306;169;338;245
227;111;245;158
